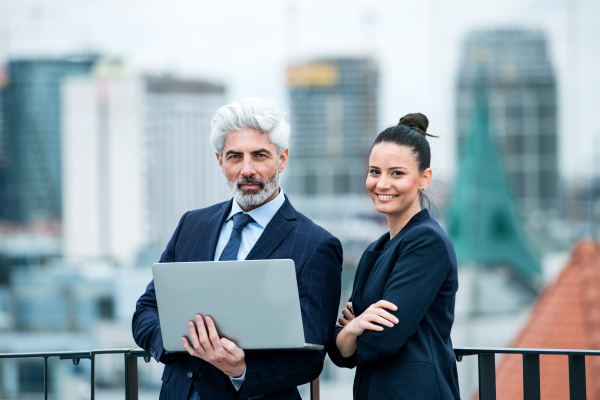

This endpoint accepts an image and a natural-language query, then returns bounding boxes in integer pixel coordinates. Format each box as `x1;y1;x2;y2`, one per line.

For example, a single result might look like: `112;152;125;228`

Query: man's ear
216;152;225;174
278;148;289;173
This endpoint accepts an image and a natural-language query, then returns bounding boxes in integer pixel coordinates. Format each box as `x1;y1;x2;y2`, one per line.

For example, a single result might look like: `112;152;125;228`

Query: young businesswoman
328;114;460;399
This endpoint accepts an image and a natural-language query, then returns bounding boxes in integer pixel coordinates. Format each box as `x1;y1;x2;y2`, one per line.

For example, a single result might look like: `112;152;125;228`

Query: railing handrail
453;346;594;400
0;348;149;359
453;346;600;356
1;346;598;400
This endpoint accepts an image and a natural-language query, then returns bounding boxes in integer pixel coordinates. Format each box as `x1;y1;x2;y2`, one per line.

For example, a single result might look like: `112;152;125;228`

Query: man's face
217;129;289;207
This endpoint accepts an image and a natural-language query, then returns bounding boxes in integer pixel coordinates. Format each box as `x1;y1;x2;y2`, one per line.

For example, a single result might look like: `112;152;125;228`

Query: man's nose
239;158;256;176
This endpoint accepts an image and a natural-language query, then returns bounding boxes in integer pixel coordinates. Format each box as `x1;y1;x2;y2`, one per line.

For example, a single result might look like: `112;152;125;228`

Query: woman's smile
376;193;399;201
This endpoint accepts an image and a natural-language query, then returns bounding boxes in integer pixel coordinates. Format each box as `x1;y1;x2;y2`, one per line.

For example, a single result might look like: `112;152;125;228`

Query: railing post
310;377;320;400
90;353;96;400
125;353;139;400
523;354;540;400
44;355;49;400
478;353;496;400
568;355;586;400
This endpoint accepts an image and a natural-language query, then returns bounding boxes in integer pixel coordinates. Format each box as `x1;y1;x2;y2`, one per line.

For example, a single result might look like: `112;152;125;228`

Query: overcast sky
1;0;599;184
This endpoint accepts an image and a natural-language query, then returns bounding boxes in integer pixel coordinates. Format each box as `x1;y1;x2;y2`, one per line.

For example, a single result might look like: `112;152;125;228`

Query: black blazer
132;196;343;400
328;209;460;399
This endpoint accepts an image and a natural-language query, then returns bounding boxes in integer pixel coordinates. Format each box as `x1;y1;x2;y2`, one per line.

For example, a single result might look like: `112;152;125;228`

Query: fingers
342;308;355;321
188;319;202;350
374;300;398;312
347;302;354;315
359;319;384;332
373;308;399;324
204;316;222;349
338;316;349;327
195;314;214;351
182;336;200;357
364;313;395;328
221;337;245;360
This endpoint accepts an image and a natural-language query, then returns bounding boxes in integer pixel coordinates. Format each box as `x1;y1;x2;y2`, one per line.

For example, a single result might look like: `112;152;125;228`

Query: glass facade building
456;29;559;216
0;57;96;222
286;57;378;196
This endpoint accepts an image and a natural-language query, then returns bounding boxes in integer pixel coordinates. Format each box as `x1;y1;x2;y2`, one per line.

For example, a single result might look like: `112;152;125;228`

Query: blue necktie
219;213;254;261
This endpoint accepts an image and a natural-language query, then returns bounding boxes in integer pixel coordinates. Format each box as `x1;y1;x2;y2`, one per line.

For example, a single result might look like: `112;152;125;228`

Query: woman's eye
369;170;380;175
392;171;404;176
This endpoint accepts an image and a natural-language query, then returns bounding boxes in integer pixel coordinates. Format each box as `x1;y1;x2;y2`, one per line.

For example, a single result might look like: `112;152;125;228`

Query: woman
328;113;460;399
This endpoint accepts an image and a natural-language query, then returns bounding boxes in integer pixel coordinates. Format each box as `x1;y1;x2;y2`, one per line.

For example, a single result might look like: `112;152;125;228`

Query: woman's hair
370;112;438;209
210;98;290;155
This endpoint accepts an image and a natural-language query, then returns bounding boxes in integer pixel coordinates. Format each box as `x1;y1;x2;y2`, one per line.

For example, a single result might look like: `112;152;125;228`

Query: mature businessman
132;98;343;400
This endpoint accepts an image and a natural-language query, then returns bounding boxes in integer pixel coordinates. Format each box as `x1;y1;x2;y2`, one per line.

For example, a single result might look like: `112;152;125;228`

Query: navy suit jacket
328;210;460;399
132;195;342;400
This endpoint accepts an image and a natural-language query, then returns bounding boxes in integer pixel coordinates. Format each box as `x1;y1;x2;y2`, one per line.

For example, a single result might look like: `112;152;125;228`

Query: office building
286;57;378;197
456;29;558;216
0;56;97;222
62;74;228;265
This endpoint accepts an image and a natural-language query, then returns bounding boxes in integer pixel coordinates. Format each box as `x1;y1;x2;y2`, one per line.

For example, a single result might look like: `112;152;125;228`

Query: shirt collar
227;188;285;229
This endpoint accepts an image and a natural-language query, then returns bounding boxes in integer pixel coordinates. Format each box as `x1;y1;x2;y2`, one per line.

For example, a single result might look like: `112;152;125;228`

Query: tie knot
232;212;254;232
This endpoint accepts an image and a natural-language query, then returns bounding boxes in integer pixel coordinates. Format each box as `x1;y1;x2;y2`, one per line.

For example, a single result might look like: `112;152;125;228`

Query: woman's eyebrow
388;166;408;170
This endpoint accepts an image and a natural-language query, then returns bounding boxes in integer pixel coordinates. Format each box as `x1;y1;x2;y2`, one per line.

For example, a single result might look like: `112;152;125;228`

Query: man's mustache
236;177;266;190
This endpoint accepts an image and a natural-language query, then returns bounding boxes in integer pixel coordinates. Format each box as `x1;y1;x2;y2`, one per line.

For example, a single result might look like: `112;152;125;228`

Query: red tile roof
472;239;600;399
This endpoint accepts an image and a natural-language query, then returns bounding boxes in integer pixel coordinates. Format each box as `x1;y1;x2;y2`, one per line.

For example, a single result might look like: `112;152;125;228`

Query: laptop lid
152;259;320;351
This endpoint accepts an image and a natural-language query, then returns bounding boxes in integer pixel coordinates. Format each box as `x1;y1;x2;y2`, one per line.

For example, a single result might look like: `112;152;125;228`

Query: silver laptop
152;259;324;351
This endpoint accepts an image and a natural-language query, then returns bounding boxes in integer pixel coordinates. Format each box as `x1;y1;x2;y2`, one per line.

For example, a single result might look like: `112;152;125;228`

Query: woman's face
366;142;431;217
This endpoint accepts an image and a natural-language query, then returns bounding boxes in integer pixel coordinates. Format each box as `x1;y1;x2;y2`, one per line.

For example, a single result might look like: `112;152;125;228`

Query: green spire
447;84;541;280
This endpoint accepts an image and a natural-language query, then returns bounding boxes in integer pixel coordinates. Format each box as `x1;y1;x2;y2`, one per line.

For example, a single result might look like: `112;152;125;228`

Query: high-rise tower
456;29;558;217
0;56;97;223
286;57;378;197
62;74;228;265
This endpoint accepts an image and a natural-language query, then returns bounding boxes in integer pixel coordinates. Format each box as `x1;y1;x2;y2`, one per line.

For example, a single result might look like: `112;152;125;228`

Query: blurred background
0;0;599;399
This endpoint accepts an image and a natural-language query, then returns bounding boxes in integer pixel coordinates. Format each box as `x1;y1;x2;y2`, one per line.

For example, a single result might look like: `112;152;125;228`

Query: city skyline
0;0;599;185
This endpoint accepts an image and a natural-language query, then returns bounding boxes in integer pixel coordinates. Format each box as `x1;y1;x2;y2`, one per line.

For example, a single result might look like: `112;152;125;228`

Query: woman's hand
336;302;355;328
345;300;398;337
336;300;398;358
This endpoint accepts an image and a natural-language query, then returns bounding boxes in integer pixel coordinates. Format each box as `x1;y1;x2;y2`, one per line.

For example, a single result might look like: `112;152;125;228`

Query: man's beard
226;169;280;206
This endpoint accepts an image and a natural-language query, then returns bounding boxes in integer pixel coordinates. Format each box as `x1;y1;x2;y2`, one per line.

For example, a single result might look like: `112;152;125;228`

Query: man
132;98;343;400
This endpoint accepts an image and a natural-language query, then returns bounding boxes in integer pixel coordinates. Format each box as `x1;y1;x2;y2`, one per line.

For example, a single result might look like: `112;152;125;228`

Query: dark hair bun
398;113;437;138
399;113;428;132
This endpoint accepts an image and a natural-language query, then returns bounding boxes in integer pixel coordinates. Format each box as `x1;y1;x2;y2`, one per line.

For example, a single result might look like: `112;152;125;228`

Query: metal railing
3;347;599;400
454;347;600;400
0;348;320;400
0;348;151;400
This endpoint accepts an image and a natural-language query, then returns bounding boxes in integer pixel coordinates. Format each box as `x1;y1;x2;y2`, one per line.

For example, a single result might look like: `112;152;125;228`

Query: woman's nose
376;175;391;190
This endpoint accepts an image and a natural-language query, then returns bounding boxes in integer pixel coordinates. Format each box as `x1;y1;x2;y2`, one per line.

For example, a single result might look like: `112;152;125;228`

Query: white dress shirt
214;189;285;262
214;188;285;390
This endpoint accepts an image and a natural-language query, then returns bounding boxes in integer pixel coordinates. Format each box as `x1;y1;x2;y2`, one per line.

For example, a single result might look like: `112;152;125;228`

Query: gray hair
210;98;290;155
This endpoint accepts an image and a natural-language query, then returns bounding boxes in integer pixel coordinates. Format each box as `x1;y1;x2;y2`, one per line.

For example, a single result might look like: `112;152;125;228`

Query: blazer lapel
352;233;389;313
203;199;232;261
245;195;297;261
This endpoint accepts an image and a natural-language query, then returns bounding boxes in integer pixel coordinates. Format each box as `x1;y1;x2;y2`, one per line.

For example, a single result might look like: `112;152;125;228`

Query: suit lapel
352;233;389;314
203;200;232;261
245;196;297;261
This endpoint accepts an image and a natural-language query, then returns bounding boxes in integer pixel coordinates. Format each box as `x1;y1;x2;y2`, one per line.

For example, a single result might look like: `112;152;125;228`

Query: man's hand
182;314;246;377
